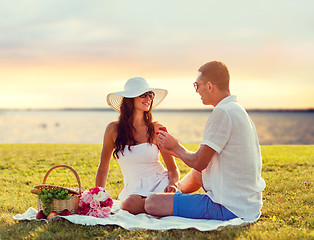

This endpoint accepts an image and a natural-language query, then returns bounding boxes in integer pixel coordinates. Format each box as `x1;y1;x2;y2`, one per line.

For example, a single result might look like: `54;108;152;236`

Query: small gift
78;187;113;218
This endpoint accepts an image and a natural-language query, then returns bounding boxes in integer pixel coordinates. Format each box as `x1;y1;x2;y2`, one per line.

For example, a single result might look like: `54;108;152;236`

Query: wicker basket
34;165;82;214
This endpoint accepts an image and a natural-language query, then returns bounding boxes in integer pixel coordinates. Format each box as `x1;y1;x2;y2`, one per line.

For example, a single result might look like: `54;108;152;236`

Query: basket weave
36;165;82;214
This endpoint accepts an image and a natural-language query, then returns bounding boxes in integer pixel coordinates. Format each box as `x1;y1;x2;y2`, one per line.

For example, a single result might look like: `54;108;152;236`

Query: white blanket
13;200;252;231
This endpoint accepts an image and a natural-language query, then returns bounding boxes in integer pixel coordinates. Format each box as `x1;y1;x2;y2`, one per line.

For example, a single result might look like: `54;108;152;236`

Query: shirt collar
215;95;237;108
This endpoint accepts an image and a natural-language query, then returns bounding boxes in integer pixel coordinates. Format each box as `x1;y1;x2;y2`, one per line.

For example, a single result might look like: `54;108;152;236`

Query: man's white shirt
201;95;266;222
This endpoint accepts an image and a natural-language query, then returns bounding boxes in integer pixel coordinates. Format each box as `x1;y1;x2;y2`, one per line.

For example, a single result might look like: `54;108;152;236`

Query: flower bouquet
78;187;113;218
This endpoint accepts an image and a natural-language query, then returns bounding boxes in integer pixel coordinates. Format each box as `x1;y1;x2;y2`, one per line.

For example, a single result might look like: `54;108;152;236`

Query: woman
95;77;180;214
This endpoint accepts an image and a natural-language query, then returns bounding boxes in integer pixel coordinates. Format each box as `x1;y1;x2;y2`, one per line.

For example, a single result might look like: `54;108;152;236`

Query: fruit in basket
37;187;72;216
47;211;58;220
60;209;72;216
32;165;81;220
36;210;47;220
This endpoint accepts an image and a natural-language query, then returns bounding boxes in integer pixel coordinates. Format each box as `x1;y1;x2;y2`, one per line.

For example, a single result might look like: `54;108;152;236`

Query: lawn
0;144;313;240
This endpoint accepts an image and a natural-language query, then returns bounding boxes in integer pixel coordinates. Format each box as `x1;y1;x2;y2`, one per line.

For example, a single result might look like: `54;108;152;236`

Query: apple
46;211;58;220
36;210;47;220
156;126;168;135
159;127;168;132
60;209;72;216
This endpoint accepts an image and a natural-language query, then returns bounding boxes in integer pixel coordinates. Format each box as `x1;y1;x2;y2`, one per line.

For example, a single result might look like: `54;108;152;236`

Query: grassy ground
0;144;313;240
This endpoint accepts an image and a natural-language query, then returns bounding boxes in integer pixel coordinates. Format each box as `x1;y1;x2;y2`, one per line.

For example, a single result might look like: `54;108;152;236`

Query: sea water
0;110;313;145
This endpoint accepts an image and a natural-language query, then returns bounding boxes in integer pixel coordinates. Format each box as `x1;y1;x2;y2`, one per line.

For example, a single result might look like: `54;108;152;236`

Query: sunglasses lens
139;92;155;99
148;92;155;99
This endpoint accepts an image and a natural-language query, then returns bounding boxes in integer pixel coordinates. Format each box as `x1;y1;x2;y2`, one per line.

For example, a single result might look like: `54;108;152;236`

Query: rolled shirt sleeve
201;108;232;153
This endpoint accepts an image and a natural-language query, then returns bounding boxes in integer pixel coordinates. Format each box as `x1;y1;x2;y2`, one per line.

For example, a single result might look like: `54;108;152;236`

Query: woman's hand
164;182;178;193
157;124;180;193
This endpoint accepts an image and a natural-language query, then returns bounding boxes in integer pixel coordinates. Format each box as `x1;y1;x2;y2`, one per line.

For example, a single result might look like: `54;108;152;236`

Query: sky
0;0;313;110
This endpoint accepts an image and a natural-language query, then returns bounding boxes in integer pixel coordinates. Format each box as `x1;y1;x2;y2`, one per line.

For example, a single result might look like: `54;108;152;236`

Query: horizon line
0;107;313;113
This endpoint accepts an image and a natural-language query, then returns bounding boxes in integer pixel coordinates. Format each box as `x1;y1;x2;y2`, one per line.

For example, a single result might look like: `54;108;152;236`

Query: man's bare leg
122;194;146;214
179;169;202;193
144;193;175;217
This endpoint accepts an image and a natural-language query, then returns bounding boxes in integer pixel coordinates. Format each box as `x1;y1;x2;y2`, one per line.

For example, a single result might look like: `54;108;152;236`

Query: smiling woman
95;77;180;215
134;91;155;112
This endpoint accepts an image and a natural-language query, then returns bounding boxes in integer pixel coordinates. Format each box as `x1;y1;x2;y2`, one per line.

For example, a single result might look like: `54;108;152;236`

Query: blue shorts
173;191;238;220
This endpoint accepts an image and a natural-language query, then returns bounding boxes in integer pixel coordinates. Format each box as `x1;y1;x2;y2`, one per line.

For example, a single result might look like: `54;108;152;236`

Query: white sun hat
106;77;168;112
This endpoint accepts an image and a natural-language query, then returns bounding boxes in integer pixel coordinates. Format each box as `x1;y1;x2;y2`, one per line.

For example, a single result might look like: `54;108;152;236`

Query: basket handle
42;165;82;194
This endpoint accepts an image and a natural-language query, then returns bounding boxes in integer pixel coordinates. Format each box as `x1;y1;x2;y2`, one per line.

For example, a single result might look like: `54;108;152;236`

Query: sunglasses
139;91;155;99
193;82;207;91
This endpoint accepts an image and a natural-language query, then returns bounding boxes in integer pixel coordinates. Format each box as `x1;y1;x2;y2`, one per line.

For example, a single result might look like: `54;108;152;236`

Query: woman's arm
153;123;180;192
95;122;116;187
160;148;180;192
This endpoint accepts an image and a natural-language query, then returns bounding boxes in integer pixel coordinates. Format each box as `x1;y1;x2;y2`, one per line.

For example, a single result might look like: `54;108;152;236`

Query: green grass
0;144;313;240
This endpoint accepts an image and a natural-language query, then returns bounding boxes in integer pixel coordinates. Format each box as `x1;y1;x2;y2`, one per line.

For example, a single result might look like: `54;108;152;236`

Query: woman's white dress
117;143;170;200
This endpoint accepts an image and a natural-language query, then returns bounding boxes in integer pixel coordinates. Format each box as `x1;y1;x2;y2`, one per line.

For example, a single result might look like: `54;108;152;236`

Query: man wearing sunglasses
145;61;266;223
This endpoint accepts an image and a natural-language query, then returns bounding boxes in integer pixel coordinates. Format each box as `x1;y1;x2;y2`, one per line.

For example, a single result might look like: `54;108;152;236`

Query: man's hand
157;130;180;158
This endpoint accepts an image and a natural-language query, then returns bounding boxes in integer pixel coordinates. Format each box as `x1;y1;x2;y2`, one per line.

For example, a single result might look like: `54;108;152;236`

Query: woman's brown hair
113;97;155;159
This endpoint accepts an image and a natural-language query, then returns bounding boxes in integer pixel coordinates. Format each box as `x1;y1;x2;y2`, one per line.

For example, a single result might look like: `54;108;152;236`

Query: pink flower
78;202;90;215
100;207;111;216
78;200;84;208
90;208;111;218
89;187;100;195
100;198;113;208
79;201;88;208
80;192;88;200
90;199;99;209
85;194;93;203
78;187;112;218
87;209;99;217
83;194;93;204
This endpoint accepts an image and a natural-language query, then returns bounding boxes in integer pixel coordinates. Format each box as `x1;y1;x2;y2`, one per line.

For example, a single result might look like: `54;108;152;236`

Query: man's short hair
198;61;230;91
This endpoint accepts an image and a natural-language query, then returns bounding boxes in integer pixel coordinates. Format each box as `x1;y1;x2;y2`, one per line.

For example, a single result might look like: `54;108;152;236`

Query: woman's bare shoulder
108;121;118;127
106;121;118;134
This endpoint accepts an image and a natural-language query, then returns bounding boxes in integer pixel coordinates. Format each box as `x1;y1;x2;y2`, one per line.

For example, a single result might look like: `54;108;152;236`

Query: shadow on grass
2;218;250;240
1;220;47;240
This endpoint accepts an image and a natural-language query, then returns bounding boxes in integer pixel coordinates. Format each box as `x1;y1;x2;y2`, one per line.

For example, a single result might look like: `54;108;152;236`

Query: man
144;61;266;222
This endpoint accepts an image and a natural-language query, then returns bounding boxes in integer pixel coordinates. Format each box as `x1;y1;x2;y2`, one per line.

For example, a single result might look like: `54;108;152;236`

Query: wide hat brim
107;87;168;112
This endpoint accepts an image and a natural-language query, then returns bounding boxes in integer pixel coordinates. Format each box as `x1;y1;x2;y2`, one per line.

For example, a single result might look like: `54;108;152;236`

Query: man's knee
144;194;158;215
122;195;142;214
190;169;202;185
144;193;174;216
121;196;134;211
144;194;155;214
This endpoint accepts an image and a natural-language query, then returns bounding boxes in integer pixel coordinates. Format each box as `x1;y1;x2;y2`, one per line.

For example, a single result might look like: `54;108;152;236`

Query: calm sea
0;109;313;145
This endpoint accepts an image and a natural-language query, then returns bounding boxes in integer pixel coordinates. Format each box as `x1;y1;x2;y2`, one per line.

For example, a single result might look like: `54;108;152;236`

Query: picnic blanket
14;200;252;231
